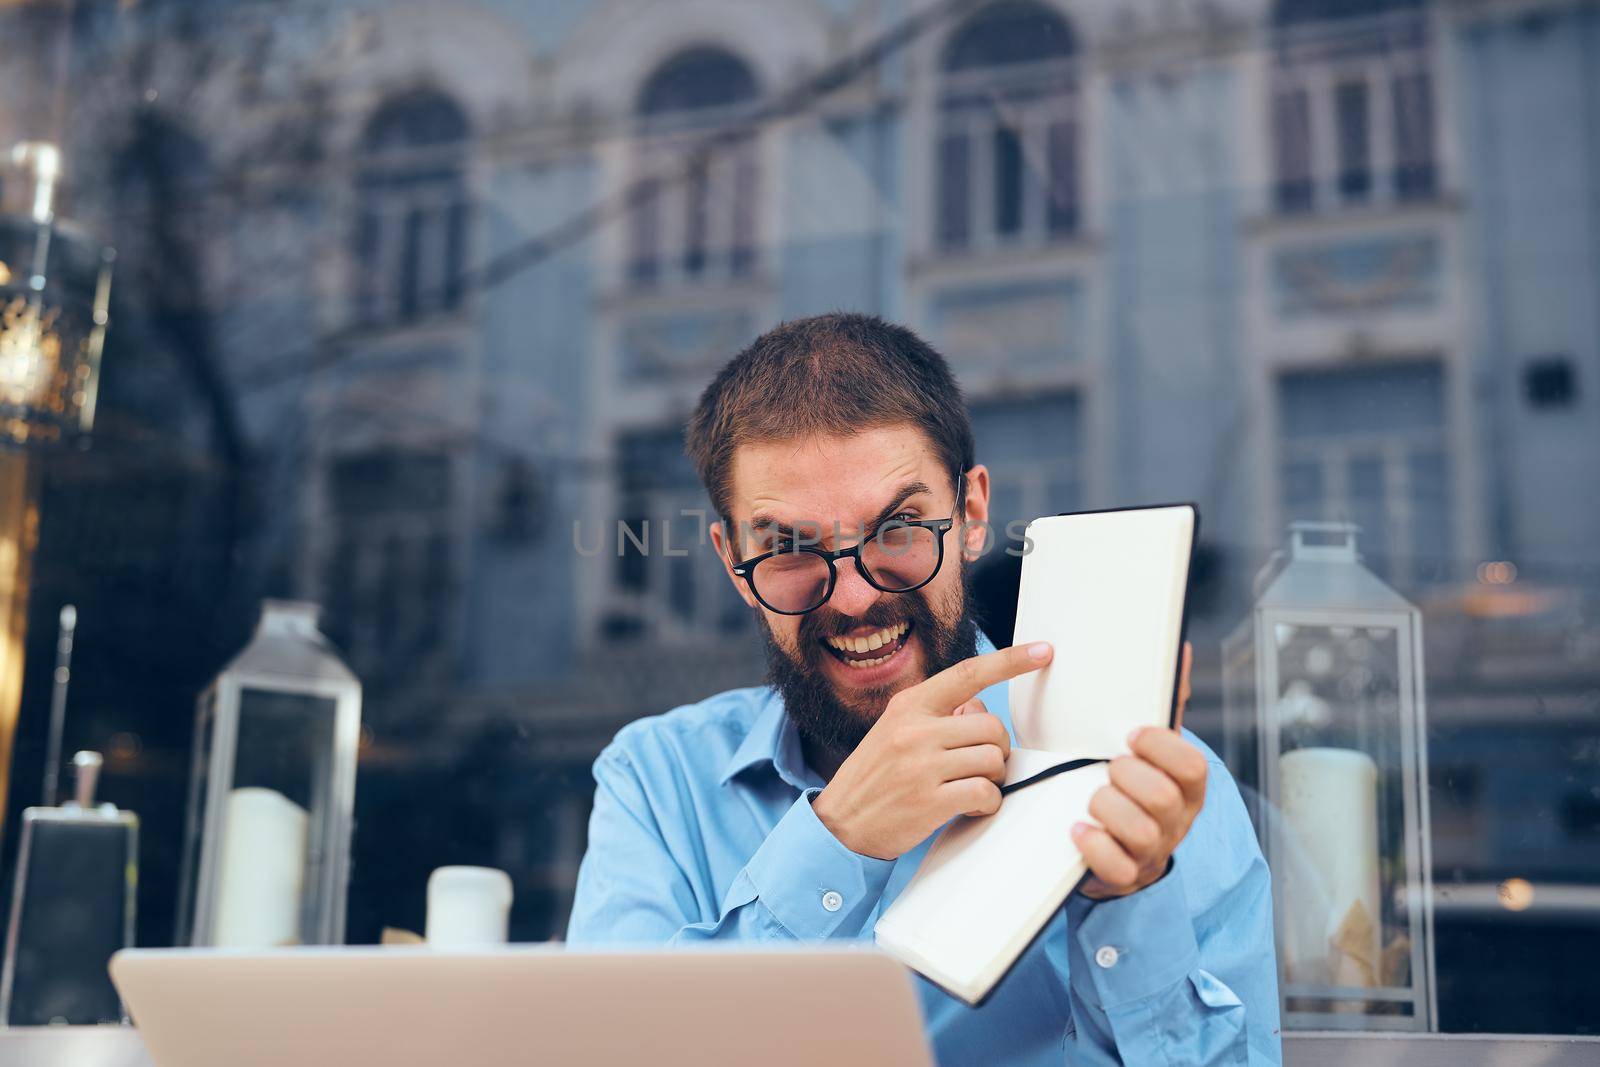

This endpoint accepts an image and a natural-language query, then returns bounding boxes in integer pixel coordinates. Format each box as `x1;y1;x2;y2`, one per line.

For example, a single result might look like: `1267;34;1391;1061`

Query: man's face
710;426;991;756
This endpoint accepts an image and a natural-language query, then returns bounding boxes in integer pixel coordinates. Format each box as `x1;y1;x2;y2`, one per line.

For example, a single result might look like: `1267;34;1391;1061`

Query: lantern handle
69;750;103;809
1286;521;1362;563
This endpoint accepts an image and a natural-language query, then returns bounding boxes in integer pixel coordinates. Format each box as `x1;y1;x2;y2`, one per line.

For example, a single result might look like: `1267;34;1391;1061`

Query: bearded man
567;313;1280;1065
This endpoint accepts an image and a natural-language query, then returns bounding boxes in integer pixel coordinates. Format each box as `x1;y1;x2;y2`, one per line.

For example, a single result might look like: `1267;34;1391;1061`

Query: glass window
993;124;1025;237
1336;80;1373;202
937;131;973;248
2;0;1597;1052
1273;86;1316;213
1392;70;1438;200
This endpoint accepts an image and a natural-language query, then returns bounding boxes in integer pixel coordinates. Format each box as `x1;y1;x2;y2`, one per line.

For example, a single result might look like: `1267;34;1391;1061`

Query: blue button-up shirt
567;638;1282;1065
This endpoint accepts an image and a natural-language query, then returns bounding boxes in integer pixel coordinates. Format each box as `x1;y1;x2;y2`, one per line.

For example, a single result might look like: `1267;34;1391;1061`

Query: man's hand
1073;642;1206;899
813;641;1054;860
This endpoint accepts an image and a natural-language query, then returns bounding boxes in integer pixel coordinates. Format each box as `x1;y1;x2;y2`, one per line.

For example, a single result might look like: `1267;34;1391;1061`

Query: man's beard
757;567;979;766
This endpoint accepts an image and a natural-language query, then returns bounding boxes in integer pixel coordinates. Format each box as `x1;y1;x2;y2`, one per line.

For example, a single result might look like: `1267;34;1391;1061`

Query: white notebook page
1008;506;1195;756
873;754;1107;1004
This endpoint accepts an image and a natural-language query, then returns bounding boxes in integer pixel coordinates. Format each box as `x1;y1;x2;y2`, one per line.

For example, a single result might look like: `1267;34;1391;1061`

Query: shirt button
1094;945;1119;969
821;890;843;913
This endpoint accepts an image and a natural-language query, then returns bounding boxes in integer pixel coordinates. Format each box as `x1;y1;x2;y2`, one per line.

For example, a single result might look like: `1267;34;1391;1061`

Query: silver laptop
110;945;934;1067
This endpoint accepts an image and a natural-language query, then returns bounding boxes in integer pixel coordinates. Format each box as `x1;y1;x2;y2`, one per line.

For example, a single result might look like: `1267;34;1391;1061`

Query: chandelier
0;142;113;450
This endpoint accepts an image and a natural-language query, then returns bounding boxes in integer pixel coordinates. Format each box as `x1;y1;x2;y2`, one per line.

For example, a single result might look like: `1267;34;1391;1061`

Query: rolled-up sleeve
566;750;892;945
1062;755;1282;1065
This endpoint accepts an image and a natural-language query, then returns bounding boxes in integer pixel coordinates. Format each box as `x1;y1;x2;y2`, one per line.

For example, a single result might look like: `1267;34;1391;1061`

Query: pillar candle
426;866;512;948
213;787;308;948
1277;747;1382;988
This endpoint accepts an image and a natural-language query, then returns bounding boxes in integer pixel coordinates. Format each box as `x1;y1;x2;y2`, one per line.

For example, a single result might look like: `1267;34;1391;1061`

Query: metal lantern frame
1223;522;1437;1032
177;601;362;947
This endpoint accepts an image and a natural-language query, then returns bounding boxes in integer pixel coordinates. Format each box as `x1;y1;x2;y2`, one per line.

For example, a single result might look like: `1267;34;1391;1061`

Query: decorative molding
619;308;757;382
929;277;1087;371
1274;234;1442;319
315;4;543;158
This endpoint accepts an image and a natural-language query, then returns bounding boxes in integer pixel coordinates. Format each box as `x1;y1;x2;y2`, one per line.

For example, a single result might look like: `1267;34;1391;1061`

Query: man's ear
709;519;760;610
958;464;992;561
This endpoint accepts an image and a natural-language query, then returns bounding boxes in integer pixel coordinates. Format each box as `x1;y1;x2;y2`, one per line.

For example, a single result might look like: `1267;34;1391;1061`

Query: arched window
354;90;471;325
1270;0;1436;214
937;2;1080;251
628;46;761;288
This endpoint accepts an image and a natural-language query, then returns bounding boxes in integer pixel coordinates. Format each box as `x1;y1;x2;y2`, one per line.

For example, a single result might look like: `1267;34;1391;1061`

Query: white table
0;1025;1594;1065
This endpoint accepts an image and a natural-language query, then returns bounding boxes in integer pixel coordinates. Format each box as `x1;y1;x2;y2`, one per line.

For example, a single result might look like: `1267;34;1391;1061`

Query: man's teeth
825;622;908;659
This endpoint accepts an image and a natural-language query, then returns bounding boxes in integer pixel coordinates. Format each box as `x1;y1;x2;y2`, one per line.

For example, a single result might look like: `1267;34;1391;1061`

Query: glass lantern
177;600;362;948
1222;522;1436;1031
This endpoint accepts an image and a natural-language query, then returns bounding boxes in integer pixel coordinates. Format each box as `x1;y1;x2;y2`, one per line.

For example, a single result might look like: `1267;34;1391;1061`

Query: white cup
425;866;513;948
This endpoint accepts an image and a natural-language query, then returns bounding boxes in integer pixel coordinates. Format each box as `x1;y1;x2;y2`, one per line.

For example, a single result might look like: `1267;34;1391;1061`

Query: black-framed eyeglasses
727;475;965;616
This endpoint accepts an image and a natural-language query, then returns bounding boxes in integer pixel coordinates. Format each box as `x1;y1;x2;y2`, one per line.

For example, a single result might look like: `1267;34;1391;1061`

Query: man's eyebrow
745;481;936;543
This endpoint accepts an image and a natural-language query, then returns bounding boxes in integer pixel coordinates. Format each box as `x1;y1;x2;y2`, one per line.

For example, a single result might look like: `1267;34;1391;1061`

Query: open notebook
874;504;1197;1005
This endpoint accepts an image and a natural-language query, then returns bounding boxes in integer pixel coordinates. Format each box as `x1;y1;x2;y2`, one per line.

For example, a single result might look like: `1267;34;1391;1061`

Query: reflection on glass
3;0;1598;1042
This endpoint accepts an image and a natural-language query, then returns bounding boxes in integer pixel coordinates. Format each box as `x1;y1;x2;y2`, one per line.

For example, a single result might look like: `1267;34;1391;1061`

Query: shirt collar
719;687;821;790
719;632;1007;790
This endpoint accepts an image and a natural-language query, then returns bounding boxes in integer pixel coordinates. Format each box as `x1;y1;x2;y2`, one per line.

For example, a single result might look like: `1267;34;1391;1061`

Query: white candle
426;866;513;948
1277;747;1382;988
213;787;308;948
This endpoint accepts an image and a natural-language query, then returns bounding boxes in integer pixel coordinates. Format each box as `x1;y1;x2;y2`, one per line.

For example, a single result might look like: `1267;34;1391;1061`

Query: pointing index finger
914;642;1053;713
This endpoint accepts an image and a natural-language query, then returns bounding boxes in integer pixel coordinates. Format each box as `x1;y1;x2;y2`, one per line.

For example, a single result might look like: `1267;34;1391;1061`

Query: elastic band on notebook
999;757;1107;797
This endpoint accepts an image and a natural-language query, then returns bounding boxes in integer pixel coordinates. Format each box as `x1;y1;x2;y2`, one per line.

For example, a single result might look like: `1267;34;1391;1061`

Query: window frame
351;91;475;331
1267;6;1441;217
932;15;1085;257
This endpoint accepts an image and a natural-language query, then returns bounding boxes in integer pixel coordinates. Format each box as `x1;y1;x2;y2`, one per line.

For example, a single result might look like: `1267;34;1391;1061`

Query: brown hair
685;312;975;519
